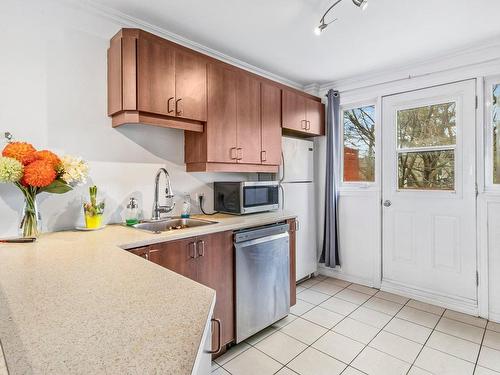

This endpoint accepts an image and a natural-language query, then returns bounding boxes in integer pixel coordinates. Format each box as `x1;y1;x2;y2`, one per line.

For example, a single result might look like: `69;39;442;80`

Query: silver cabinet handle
236;147;243;160
383;200;392;207
295;220;300;231
167;97;175;114
230;147;238;160
206;318;222;354
300;119;307;129
175;98;183;116
189;242;197;258
197;240;205;257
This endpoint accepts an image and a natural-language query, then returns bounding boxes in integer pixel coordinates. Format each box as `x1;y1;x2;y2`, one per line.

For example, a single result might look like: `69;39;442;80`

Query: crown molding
65;0;305;90
319;35;500;93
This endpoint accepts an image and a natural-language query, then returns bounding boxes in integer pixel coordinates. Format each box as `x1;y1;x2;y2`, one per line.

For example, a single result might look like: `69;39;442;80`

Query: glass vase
20;193;41;238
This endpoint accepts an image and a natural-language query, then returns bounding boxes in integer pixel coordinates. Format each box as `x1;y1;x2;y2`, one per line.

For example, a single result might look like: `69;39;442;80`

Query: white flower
59;155;89;186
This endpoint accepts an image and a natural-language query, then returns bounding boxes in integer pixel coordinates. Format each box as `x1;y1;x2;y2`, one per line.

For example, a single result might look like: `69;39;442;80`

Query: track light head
352;0;369;10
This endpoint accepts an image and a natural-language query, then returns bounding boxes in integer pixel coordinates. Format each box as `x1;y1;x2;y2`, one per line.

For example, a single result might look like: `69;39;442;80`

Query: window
493;83;500;184
397;102;456;190
342;105;375;183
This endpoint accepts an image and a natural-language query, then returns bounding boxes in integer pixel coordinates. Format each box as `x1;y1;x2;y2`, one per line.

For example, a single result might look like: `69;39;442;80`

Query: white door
382;80;477;306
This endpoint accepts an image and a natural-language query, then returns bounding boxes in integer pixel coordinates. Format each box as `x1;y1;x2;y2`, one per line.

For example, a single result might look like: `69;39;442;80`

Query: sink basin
129;218;217;233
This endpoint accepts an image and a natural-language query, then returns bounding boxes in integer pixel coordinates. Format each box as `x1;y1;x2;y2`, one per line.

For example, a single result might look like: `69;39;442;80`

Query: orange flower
22;160;56;187
34;150;61;168
2;142;36;165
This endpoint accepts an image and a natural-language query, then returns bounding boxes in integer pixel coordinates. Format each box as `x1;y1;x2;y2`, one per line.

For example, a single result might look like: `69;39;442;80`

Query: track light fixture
314;0;368;35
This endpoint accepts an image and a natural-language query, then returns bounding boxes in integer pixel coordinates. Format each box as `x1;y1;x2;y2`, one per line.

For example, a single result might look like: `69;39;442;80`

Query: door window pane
398;150;454;190
493;84;500;184
343;105;375;182
397;102;456;148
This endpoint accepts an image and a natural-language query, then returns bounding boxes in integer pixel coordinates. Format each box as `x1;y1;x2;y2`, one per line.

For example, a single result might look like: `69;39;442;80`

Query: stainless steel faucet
152;168;175;220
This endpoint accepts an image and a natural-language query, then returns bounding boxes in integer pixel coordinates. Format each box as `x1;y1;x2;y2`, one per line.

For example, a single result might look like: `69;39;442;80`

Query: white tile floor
212;276;500;375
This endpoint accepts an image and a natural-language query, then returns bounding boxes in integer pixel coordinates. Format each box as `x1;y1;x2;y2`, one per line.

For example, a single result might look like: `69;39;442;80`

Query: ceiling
96;0;500;86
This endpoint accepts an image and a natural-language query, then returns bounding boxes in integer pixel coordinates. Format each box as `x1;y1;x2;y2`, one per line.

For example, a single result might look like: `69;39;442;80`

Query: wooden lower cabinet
148;238;198;281
196;232;234;347
140;232;235;349
128;224;296;352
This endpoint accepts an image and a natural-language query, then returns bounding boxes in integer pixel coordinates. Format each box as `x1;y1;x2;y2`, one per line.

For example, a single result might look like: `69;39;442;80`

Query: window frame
339;100;378;189
395;100;458;192
485;75;500;192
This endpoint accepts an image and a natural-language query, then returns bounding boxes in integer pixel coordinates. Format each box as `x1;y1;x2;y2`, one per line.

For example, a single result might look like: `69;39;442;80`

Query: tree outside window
343;105;375;183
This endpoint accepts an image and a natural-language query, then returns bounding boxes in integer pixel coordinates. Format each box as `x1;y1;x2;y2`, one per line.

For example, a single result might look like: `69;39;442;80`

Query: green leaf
39;179;73;194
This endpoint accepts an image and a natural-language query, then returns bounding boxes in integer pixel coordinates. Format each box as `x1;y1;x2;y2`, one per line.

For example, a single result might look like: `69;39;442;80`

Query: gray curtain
320;89;341;268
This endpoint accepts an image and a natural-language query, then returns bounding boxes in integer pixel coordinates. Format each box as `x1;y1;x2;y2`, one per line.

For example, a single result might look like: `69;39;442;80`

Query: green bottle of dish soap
125;197;139;225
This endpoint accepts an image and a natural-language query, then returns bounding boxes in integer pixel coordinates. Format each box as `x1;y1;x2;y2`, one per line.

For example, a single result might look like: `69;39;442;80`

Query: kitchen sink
129;218;217;233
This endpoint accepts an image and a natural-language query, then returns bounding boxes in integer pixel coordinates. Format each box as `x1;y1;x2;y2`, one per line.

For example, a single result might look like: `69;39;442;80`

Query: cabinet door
207;64;238;163
306;98;325;136
282;90;306;132
236;74;262;164
196;231;235;346
261;83;282;165
148;238;197;280
175;50;207;122
137;37;175;116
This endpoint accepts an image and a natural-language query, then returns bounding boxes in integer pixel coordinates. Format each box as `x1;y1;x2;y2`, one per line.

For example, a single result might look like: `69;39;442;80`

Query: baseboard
382;279;480;317
317;264;375;287
489;311;500;323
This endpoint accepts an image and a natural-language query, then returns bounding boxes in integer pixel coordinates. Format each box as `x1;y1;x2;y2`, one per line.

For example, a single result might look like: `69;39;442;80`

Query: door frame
379;79;479;315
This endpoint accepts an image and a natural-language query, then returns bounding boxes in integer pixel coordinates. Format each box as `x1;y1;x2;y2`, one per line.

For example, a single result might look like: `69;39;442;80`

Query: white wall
0;0;253;236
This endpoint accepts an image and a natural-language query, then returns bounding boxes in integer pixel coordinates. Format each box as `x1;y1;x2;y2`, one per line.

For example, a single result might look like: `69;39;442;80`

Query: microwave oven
213;181;280;215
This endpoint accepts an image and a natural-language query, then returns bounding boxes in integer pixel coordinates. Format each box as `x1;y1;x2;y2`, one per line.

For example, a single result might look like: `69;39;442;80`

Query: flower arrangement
0;139;88;237
83;185;105;229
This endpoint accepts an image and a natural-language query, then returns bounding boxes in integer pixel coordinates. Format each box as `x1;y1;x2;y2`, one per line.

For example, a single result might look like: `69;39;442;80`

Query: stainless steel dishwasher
234;223;290;343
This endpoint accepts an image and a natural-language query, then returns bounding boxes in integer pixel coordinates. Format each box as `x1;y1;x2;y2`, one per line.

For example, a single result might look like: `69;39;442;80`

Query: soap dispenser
125;197;139;225
181;193;191;218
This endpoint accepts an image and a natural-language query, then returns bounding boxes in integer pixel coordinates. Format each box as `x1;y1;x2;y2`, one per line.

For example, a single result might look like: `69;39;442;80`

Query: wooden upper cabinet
236;73;262;164
306;98;325;136
282;90;307;132
175;50;207;122
206;63;238;163
148;238;197;280
261;83;282;165
282;89;325;136
196;231;235;347
137;36;176;116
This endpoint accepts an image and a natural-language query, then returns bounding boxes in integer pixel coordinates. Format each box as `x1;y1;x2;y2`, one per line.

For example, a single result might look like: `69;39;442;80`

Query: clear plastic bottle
181;193;191;218
125;197;139;225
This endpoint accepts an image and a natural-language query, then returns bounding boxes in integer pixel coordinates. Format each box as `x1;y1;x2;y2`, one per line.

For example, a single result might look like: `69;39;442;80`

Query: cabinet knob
167;97;175;114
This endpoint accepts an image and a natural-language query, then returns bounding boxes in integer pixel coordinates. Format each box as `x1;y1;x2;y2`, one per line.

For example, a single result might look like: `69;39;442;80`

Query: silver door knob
383;200;392;207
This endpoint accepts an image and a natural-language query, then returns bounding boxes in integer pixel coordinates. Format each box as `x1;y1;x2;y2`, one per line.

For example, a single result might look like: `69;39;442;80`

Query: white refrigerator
281;136;317;281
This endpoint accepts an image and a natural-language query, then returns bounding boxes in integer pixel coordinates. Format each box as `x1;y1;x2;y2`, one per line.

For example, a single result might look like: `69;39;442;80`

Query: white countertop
0;211;295;375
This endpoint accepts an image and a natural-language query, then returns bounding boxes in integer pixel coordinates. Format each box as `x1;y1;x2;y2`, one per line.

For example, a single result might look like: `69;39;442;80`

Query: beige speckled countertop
0;211;295;375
